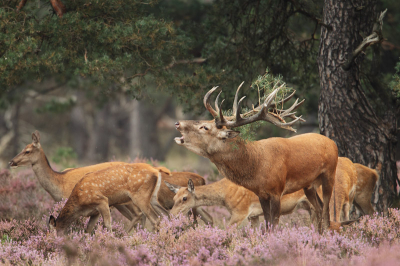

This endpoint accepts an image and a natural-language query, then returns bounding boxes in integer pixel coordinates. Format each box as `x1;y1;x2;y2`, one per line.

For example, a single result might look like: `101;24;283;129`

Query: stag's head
174;82;305;157
9;131;43;168
165;179;196;216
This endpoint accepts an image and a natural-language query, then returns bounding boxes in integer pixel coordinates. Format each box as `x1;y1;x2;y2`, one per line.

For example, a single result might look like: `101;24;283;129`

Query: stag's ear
48;215;56;230
217;129;240;140
164;181;181;194
32;131;41;147
188;179;195;193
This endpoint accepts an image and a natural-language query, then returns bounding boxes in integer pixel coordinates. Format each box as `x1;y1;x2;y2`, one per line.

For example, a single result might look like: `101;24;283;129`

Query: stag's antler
203;82;305;132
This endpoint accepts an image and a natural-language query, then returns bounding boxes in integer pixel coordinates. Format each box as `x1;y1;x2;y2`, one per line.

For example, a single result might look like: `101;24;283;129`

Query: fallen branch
341;9;387;71
165;58;206;70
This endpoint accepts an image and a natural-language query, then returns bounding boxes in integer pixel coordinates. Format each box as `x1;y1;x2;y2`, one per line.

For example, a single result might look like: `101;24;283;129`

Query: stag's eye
25;151;30;154
183;197;187;201
200;126;209;130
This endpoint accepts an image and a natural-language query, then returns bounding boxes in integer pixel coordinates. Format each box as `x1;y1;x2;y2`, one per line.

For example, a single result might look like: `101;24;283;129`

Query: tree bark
318;0;398;212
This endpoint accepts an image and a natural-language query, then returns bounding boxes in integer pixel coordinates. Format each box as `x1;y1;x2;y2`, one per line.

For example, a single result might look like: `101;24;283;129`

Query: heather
1;169;400;265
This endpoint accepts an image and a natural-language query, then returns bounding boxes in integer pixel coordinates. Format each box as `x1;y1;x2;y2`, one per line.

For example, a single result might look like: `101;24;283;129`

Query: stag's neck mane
31;149;65;201
209;139;261;187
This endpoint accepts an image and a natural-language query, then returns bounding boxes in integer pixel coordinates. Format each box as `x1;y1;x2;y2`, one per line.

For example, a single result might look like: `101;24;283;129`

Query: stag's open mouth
174;136;185;145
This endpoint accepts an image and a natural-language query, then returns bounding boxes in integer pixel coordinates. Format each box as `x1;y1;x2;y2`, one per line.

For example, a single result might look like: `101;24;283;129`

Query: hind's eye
25;151;30;154
183;197;187;201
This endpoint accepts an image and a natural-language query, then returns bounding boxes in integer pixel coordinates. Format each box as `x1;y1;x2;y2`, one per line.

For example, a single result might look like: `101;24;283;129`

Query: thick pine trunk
318;0;398;212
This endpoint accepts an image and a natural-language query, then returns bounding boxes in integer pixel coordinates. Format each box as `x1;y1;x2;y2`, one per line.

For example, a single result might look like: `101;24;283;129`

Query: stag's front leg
258;193;281;231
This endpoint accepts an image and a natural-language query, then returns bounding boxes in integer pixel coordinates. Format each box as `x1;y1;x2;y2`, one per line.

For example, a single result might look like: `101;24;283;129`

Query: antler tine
232;81;245;115
273;99;305;116
215;90;222;114
270;90;296;109
203;86;219;118
235;96;246;122
272;115;304;132
218;99;226;123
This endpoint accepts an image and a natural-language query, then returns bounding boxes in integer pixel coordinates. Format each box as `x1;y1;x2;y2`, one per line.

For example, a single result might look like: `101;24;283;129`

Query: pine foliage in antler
203;71;305;133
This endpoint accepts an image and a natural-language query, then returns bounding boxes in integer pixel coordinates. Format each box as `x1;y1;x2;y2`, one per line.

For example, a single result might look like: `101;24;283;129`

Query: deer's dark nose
175;122;180;128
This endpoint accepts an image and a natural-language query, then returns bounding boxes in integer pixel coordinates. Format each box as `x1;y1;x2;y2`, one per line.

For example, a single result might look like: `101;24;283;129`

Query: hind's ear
164;181;181;194
188;179;195;193
48;215;56;230
32;131;41;147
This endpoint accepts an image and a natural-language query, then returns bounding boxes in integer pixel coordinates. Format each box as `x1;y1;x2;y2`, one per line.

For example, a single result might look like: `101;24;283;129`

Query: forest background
1;0;400;213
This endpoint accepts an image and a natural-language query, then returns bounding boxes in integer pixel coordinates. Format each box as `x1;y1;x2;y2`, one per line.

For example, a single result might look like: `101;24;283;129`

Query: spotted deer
9;131;142;225
174;83;338;232
48;164;170;235
166;178;313;227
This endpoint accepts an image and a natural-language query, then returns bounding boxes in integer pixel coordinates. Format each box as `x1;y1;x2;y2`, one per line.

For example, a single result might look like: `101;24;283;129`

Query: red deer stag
174;83;338;231
9;131;144;226
166;178;313;227
49;164;170;235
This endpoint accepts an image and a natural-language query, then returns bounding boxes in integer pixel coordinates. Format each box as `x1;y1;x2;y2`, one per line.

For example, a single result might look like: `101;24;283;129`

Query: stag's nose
175;122;180;129
9;161;16;167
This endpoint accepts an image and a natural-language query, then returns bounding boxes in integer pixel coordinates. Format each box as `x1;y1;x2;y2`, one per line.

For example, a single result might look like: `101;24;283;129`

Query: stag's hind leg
321;171;335;231
259;193;281;231
303;187;323;230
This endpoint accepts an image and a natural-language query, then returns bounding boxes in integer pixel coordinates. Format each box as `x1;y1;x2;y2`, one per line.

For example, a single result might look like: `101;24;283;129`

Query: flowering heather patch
0;168;54;220
1;208;400;265
2;166;400;265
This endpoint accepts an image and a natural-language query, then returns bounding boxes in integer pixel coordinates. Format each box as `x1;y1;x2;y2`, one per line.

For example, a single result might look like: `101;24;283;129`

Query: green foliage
0;0;192;101
220;70;296;142
51;147;77;169
35;98;76;114
391;61;400;99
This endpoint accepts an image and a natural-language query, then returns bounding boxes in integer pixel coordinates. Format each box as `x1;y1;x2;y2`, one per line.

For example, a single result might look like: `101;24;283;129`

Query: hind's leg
86;212;100;233
249;216;260;228
194;207;214;226
97;200;112;231
115;205;134;221
342;202;350;221
130;197;160;229
303;187;323;231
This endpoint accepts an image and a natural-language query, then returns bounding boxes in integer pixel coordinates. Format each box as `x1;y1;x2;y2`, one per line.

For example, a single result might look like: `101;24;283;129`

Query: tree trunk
129;99;162;161
318;0;398;212
69;95;88;160
87;103;111;162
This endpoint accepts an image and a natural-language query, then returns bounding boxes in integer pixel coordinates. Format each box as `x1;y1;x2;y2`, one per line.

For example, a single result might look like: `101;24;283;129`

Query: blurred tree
0;0;196;102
